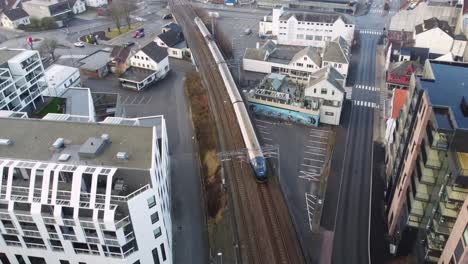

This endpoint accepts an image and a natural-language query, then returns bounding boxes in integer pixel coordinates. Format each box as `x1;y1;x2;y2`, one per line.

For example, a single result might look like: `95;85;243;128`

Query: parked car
124;41;135;47
132;28;145;38
244;28;252;35
162;13;173;19
74;41;85;47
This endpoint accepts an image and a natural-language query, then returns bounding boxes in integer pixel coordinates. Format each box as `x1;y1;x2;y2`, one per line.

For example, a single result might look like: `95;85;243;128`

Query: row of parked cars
73;28;145;48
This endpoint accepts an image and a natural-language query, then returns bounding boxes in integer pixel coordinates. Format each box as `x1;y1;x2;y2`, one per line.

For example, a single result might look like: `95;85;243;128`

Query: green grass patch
105;23;143;39
34;97;65;117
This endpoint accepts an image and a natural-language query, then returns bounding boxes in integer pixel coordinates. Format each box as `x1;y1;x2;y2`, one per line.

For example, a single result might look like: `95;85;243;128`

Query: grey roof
291;46;322;66
262;40;277;54
79;50;111;70
323;36;349;64
0;117;156;169
61;88;92;117
0;49;22;65
244;48;267;61
2;8;29;20
414;17;453;37
419;61;468;129
307;66;345;93
157;30;184;47
141;42;168;63
279;11;352;24
119;67;156;83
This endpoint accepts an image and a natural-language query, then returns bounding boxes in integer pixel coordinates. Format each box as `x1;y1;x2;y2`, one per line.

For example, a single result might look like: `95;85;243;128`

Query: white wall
0;14;30;30
414;28;454;55
85;0;107;7
304;79;344;125
322;60;349;79
130;50;160;71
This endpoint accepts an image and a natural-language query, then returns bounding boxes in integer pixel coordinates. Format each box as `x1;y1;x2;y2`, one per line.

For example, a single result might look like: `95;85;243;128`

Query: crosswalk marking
352;100;380;109
368;9;397;14
359;29;384;35
354;84;380;92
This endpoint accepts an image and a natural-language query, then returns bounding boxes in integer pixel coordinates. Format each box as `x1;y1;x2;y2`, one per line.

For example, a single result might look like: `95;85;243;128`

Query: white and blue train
194;17;267;181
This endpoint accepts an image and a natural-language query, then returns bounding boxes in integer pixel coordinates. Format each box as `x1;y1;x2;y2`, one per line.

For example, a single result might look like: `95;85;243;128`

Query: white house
0;8;30;29
414;17;467;57
304;66;345;125
42;64;81;97
243;40;322;81
84;0;107;7
68;0;86;14
154;24;189;59
322;36;350;81
119;42;170;91
259;6;355;48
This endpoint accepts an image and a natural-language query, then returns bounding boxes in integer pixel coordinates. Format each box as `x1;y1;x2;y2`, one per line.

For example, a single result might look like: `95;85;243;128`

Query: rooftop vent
58;154;71;161
101;134;111;142
116;152;128;160
53;138;64;149
0;139;13;146
78;137;108;158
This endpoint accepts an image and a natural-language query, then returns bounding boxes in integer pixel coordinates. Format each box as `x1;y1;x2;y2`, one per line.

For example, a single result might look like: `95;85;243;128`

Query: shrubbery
18;17;58;31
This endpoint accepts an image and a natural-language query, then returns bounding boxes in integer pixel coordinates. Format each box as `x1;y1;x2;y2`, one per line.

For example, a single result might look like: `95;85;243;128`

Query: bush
41;17;58;30
22;17;58;31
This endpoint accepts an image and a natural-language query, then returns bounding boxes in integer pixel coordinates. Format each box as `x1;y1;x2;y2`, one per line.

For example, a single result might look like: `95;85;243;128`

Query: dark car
124;41;135;47
162;13;173;19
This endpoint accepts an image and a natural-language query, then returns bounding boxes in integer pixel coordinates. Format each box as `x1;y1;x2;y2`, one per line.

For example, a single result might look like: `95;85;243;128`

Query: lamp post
217;252;223;264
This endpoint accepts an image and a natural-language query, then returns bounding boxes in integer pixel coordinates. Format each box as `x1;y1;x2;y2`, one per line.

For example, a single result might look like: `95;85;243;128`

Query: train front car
250;156;267;181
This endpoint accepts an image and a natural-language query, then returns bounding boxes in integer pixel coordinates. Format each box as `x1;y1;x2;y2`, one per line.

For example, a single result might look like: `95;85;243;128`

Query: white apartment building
42;64;81;97
0;49;48;113
84;0;107;7
0;112;172;264
259;7;355;48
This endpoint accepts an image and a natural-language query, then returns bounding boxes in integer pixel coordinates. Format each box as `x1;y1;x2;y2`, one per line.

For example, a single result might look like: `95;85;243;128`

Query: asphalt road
331;0;400;262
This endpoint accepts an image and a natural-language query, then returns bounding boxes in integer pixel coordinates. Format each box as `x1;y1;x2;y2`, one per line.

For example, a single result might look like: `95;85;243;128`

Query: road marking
255;119;274;124
303;157;324;163
257;124;267;128
308;140;328;145
301;164;322;168
309;133;329;139
138;96;146;104
306;146;327;151
259;130;270;135
304;151;326;156
262;137;272;141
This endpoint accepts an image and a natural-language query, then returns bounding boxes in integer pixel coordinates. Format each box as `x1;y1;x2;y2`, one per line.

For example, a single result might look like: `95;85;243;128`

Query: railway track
169;1;304;263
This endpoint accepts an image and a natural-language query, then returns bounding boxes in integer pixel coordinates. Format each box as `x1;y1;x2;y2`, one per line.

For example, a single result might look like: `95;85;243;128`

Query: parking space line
121;96;130;104
306;146;327;151
303;158;324;163
307;140;328;145
138;96;146;104
259;130;270;135
146;96;153;104
255;119;274;124
304;151;326;156
309;133;329;139
301;164;322;168
129;96;139;104
262;137;272;141
257;124;267;129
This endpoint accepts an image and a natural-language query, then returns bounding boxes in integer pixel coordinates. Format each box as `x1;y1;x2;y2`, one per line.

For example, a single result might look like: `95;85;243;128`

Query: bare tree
40;38;58;61
109;2;122;33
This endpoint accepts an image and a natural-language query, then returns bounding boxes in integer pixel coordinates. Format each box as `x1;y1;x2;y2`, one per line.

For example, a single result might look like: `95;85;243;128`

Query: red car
132;29;145;38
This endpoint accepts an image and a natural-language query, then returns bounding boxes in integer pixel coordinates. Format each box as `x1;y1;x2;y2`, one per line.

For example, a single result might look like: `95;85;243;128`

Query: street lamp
217;252;223;264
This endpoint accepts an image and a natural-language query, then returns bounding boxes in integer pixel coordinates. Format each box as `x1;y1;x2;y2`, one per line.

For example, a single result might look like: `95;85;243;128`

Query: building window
60;260;70;264
325;112;334;116
160;243;167;261
313;88;316;93
151;212;159;224
463;224;468;246
147;196;156;208
296;63;303;67
28;257;46;264
0;253;10;264
15;255;25;264
133;261;141;264
321;88;327;95
455;238;464;261
152;247;160;264
332;91;335;95
338;64;342;68
153;227;162;239
307;64;313;68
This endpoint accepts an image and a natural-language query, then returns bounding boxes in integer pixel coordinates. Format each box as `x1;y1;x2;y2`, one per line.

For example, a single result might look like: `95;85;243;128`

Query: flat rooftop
45;64;78;88
119;67;156;83
419;61;468;129
0;49;22;65
79;50;111;70
0;117;159;169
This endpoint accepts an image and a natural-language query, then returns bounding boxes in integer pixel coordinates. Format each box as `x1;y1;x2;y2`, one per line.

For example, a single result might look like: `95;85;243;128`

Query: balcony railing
125;232;135;242
25;243;46;250
62;234;77;241
51;246;64;252
455;152;468;177
23;230;41;237
5;241;22;247
16;214;33;222
5;228;19;234
115;216;131;229
422;142;442;170
75;248;100;256
49;233;60;239
86;236;100;244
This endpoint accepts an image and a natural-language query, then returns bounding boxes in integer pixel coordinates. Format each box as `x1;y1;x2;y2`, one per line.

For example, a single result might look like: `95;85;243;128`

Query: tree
41;17;58;30
109;2;122;33
113;0;136;30
40;38;58;61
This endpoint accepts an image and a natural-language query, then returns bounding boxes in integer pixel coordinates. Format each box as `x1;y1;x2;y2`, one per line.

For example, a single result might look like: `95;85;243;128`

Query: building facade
258;7;355;48
84;0;107;7
385;60;468;263
0;8;30;30
69;0;86;14
0;113;172;264
42;64;81;97
22;0;72;20
0;49;48;113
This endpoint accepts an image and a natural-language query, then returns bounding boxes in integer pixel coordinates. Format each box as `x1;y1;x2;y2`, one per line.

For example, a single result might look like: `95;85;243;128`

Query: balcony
115;216;131;229
51;246;64;252
4;228;19;235
75;248;100;256
86;237;100;244
16;214;33;222
426;233;445;253
125;232;135;242
49;233;60;240
415;183;431;202
455;152;468;178
62;234;77;241
445;185;468;202
23;230;41;238
410;200;426;217
25;243;46;250
422;142;442;170
5;240;22;247
432;218;454;236
417;158;435;185
438;202;458;219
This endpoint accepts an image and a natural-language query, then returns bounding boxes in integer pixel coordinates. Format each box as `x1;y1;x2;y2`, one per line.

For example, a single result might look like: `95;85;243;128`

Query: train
194;17;267;181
